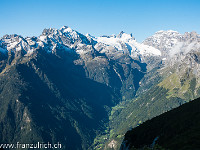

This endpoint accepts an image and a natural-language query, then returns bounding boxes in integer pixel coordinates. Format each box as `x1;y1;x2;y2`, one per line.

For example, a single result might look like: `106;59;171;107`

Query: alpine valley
0;26;200;150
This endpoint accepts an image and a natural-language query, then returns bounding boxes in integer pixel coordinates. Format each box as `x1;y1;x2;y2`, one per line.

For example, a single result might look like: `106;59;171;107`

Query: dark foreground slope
121;97;200;150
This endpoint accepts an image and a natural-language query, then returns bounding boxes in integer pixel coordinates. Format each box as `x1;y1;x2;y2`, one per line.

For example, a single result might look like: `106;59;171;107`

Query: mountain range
0;26;199;150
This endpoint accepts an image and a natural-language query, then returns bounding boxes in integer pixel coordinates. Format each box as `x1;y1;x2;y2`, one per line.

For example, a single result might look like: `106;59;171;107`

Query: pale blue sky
0;0;200;42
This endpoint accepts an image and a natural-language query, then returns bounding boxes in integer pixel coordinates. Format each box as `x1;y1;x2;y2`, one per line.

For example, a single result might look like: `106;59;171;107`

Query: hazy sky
0;0;200;42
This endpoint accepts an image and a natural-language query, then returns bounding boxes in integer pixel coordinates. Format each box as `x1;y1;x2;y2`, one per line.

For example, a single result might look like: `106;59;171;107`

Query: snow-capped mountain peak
143;30;200;66
85;33;91;37
143;30;182;57
94;31;161;60
2;26;199;66
118;31;134;42
60;26;78;38
0;34;31;53
60;25;69;30
0;27;162;60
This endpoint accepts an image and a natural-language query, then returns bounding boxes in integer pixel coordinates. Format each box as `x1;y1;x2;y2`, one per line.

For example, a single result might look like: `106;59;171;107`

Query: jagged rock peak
117;31;135;40
2;34;23;39
41;26;76;37
60;25;69;30
182;31;200;41
117;31;125;38
85;33;91;37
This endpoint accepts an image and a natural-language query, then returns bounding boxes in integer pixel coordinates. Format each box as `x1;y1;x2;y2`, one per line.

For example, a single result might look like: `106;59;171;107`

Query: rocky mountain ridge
0;26;162;64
